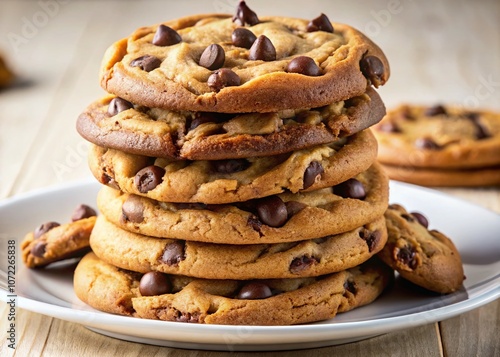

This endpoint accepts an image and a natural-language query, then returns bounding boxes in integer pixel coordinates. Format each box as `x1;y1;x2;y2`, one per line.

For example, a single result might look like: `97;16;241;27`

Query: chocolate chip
255;196;288;227
359;229;382;252
410;212;429;228
414;137;441;150
71;204;97;222
247;216;263;234
424;104;447;116
359;55;385;88
34;222;60;239
290;255;318;274
285;201;307;218
139;271;172;296
303;161;324;189
121;195;144;223
465;113;491;140
101;172;119;189
396;245;418;270
306;13;334;33
236;282;272;299
377;121;401;133
152;24;181;46
334;179;366;200
175;311;200;323
344;280;357;294
286;56;321;76
129;55;161;72
199;44;225;70
212;159;249;174
231;28;257;49
207;68;241;92
160;241;186;266
248;35;276;61
232;1;259;26
107;97;134;116
134;165;165;193
31;241;47;257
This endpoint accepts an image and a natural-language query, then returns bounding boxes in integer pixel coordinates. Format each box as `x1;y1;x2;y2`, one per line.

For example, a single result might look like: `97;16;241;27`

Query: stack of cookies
73;1;395;325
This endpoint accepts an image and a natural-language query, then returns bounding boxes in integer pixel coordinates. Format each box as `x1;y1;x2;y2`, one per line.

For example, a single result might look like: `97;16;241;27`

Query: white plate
1;180;499;351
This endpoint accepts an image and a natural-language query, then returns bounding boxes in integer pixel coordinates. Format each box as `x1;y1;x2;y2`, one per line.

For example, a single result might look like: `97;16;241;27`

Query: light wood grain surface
1;0;499;356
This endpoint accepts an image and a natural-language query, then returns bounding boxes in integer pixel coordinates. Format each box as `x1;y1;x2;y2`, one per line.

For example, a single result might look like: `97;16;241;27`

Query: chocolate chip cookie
99;4;389;113
90;214;387;279
21;204;97;268
74;252;393;325
88;129;377;204
77;87;385;160
96;163;389;244
377;204;464;294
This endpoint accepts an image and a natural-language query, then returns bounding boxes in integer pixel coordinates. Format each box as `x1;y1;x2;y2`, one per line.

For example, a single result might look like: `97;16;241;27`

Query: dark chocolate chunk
31;241;47;257
334;179;366;200
286;56;321;76
289;255;318;274
359;55;385;88
307;13;334;33
359;229;382;252
212;159;249;174
139;271;172;296
410;212;429;228
152;24;182;46
34;222;60;239
199;44;225;70
303;161;324;189
130;55;161;72
134;165;165;193
414;137;441;150
424;104;447;116
377;121;401;133
236;282;272;299
249;35;276;61
232;28;257;49
255;196;288;227
344;280;357;294
232;1;260;26
121;195;144;224
397;245;418;270
160;241;186;266
107;97;134;116
207;68;241;92
175;311;200;323
71;204;97;222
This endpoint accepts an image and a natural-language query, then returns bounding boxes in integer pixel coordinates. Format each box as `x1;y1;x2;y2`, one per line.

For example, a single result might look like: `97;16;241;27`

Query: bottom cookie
74;253;393;325
381;163;500;187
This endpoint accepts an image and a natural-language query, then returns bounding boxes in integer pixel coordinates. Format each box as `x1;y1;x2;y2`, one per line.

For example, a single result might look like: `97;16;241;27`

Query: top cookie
373;104;500;169
99;4;389;112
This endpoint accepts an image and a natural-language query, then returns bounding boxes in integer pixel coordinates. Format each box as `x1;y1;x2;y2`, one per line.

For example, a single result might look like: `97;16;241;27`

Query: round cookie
90;214;387;280
97;163;389;244
380;163;500;187
373;103;500;169
77;88;385;160
74;252;393;325
21;212;96;268
377;204;464;294
99;6;389;113
88;129;378;204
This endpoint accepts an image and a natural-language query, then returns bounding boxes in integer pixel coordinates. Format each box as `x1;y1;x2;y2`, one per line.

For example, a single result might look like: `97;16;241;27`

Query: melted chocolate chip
249;35;276;61
71;204;97;222
359;56;385;88
401;213;415;223
247;216;263;233
255;196;288;227
207;68;241;92
129;55;161;72
233;1;259;26
121;195;144;223
344;280;357;294
236;282;272;299
397;245;418;270
377;121;401;133
212;159;249;174
107;97;134;116
359;229;382;252
334;179;366;200
286;56;321;76
134;165;165;193
34;222;60;239
415;137;441;150
160;241;186;266
306;13;334;33
175;311;200;323
152;24;182;46
199;44;225;70
290;256;318;274
303;161;324;189
139;271;172;296
231;28;257;49
424;104;447;116
31;241;47;257
285;201;307;218
410;212;429;228
465;113;491;140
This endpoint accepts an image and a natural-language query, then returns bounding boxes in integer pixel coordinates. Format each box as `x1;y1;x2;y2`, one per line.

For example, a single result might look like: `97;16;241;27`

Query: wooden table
1;0;499;355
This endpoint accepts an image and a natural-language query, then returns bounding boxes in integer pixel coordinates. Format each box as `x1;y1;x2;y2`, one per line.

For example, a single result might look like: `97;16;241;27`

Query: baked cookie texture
88;129;378;204
99;14;389;113
377;204;464;294
74;252;393;325
77;88;385;160
373;103;500;186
